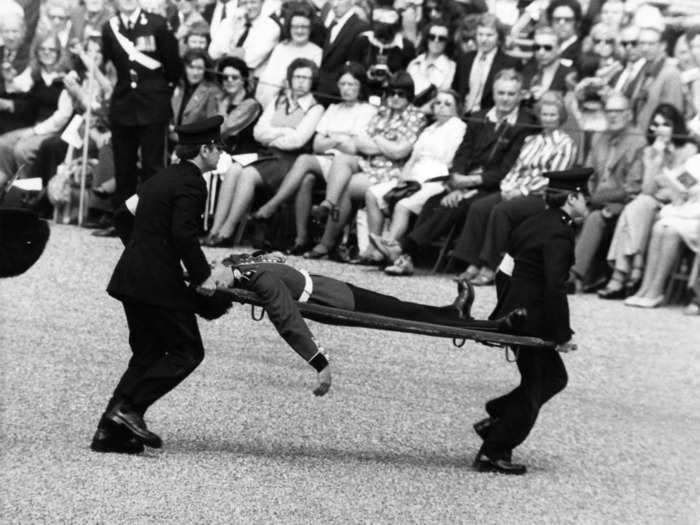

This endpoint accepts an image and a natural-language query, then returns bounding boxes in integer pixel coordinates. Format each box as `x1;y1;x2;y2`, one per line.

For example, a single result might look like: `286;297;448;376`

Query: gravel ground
1;225;698;524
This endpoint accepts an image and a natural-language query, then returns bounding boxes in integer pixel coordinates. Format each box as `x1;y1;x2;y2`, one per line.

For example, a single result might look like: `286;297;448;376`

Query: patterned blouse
499;129;578;196
358;104;427;183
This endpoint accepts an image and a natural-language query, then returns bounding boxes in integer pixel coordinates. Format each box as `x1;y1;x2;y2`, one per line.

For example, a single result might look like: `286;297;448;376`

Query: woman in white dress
365;89;465;258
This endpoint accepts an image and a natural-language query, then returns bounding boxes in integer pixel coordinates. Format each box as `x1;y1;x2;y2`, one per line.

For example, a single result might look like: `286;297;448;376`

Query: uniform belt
298;269;313;303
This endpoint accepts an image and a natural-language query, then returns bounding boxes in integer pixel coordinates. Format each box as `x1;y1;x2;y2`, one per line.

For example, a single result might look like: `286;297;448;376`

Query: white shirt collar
120;8;141;28
559;35;578;53
283;92;316;112
486;105;519;125
333;8;355;29
364;31;403;50
476;47;497;61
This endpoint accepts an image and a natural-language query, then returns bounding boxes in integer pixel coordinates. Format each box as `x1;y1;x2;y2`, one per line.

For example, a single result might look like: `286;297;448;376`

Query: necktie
327;19;337;43
236;21;251;47
220;2;227;23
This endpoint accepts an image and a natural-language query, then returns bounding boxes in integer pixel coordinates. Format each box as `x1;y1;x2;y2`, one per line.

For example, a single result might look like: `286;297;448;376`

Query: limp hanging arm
220;288;554;349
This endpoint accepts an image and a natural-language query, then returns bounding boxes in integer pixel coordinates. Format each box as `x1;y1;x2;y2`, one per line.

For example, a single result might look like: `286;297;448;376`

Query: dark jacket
318;13;369;100
101;10;182;126
107;161;211;311
521;58;574;96
452;49;522;111
491;208;575;344
451;108;540;190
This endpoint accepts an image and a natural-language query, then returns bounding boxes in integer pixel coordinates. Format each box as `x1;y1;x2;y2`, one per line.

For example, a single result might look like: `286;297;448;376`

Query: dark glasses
552;16;574;23
593;38;615;45
621;40;638;47
427;33;448;43
387;89;408;98
221;74;241;81
533;44;554;52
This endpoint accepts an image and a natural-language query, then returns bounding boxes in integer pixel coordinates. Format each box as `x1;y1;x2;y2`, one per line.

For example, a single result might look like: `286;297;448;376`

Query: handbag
382;180;421;214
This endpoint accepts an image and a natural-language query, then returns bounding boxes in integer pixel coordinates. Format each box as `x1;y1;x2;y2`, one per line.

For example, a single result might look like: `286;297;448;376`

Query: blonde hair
536;91;568;125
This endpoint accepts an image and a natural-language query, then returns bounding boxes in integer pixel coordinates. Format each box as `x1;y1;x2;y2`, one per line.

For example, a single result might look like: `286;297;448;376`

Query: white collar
476;47;497;60
364;31;403;50
283;92;315;112
559;35;578;52
333;8;355;28
120;8;141;28
486;105;519;125
417;53;449;69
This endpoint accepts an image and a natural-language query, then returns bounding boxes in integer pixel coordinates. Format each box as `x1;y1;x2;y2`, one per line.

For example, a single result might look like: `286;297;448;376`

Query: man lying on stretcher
202;252;527;398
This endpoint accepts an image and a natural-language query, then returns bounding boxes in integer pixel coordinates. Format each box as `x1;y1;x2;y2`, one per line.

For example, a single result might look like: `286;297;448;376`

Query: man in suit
610;24;645;98
568;93;646;292
629;26;683;130
521;26;574;107
383;69;539;276
472;168;591;475
90;116;230;454
546;0;583;71
95;0;181;237
452;13;521;115
317;0;368;105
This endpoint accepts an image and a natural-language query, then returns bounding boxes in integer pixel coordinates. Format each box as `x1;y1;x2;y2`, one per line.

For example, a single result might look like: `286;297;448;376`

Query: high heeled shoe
204;234;234;248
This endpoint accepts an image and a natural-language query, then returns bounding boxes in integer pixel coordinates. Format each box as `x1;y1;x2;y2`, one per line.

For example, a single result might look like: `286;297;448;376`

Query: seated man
569;93;646;291
210;251;528;396
378;69;539;276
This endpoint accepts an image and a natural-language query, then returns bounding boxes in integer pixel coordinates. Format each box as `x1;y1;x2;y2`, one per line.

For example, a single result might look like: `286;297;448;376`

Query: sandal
303;244;330;259
310;201;339;222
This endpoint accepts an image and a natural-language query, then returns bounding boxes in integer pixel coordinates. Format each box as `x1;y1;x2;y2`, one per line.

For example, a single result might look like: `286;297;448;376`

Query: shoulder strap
109;16;162;71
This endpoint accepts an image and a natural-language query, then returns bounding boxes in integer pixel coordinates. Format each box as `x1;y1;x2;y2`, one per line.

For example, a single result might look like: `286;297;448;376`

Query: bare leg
317;153;360;210
634;223;662;298
253;154;322;219
386;202;413;241
365;190;385;236
293;173;317;245
217;167;262;239
316;172;370;251
209;164;242;236
643;226;681;298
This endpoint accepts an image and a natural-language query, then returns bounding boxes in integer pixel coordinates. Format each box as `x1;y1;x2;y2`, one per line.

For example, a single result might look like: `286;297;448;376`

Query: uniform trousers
111;122;167;208
481;346;568;459
107;300;204;416
452;194;545;269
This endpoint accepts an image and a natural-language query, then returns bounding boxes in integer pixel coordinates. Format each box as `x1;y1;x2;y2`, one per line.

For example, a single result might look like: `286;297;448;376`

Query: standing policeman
90;116;231;454
96;0;182;237
472;168;593;475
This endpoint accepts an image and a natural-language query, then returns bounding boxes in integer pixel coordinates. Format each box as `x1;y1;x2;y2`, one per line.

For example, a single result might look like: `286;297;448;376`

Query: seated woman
303;71;427;261
203;58;324;247
169;49;221;144
624;154;700;308
251;62;376;254
255;5;322;109
448;91;578;285
598;104;699;299
366;89;465;262
0;32;72;187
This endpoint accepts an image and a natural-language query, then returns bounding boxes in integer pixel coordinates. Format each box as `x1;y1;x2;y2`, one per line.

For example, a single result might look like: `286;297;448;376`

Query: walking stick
77;58;96;227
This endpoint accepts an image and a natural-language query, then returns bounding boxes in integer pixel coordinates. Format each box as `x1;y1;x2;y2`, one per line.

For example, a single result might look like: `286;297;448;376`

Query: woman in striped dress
452;91;578;285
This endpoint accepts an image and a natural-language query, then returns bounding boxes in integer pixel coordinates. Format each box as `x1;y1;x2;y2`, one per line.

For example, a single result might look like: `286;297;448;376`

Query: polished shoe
384;254;414;276
597;285;627;300
452;278;475;319
204;234;234;248
91;226;118;238
582;276;607;294
624;279;642;298
473;417;497;440
473;453;527;475
636;296;664;308
497;308;527;332
106;405;162;448
285;241;315;256
455;265;480;282
90;426;144;454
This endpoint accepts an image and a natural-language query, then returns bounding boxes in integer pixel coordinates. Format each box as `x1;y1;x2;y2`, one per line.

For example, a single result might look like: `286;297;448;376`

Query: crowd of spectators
1;0;700;314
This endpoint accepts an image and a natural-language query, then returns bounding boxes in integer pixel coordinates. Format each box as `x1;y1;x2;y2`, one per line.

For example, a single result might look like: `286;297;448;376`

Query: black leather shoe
106;406;163;448
285;241;315;256
90;426;144;454
452;278;475;319
473;453;527;475
473;417;496;440
497;308;527;332
91;226;118;238
597;286;626;300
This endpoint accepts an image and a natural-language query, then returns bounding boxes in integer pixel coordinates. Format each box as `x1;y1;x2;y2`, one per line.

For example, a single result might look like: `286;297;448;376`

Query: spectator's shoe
105;404;162;449
683;303;700;316
635;296;664;308
82;214;112;230
90;425;144;454
92;226;118;237
597;285;626;300
384;254;414;276
303;244;330;260
455;265;480;282
452;278;475;319
473;451;526;475
310;201;339;221
624;295;644;307
582;276;607;294
368;233;402;263
471;267;495;286
285;241;315;256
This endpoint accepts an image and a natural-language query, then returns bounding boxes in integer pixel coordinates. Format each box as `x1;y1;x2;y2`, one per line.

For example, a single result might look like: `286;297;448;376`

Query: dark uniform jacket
107;162;210;311
491;208;574;344
101;10;181;126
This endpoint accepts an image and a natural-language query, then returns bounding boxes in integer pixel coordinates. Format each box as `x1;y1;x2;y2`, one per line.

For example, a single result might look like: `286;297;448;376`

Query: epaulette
221;251;287;267
559;58;573;68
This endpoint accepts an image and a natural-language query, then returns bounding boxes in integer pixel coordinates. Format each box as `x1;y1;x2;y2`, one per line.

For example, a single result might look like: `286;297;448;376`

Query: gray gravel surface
1;225;698;524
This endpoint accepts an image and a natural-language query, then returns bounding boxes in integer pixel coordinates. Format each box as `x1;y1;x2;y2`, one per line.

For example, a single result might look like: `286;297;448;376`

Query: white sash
297;269;313;303
109;17;162;71
498;253;514;277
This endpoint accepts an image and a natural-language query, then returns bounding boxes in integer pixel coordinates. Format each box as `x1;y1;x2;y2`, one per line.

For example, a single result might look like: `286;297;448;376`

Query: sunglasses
552;16;574;23
387;89;408;98
593;38;615;45
221;74;242;81
38;46;59;53
621;40;638;47
533;44;554;52
427;33;448;43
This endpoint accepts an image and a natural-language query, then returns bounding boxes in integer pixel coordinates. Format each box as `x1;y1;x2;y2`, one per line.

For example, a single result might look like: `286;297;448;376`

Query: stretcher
221;288;554;349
